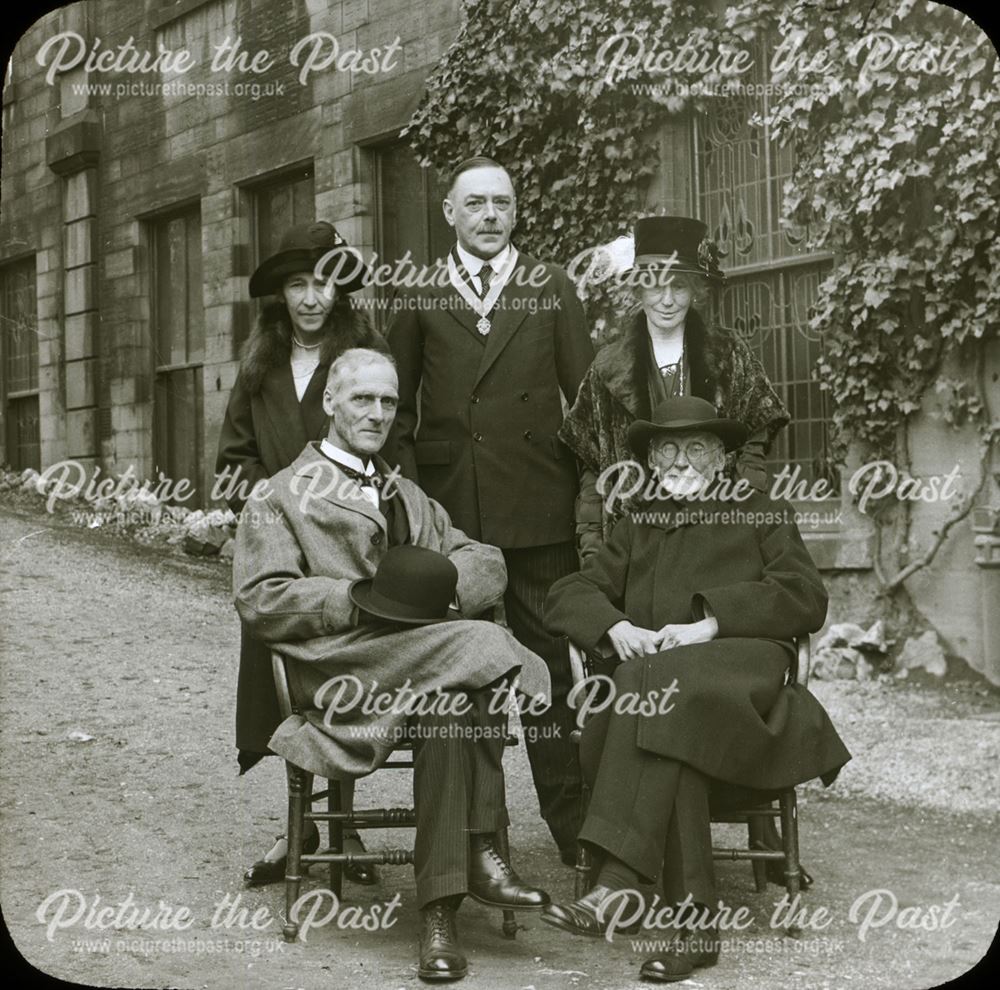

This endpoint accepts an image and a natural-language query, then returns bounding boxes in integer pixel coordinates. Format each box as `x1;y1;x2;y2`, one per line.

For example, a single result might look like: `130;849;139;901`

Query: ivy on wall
405;0;999;464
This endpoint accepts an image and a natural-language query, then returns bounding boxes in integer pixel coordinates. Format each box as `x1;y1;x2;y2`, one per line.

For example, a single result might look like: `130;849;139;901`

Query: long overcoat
544;490;850;792
232;443;552;778
215;301;383;768
385;251;594;549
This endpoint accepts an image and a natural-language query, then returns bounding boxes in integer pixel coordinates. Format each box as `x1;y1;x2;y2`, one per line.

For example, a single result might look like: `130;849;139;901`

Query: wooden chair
566;636;812;900
271;649;520;942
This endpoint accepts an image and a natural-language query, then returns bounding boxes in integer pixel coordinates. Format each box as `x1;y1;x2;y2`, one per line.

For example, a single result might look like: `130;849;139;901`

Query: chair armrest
791;635;811;688
567;638;618;687
271;650;295;719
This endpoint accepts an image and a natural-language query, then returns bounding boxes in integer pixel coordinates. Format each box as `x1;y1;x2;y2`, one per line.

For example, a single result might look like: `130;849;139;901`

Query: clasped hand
605;616;718;662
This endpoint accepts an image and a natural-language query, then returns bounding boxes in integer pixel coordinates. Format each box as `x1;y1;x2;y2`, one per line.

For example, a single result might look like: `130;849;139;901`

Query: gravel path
1;500;997;989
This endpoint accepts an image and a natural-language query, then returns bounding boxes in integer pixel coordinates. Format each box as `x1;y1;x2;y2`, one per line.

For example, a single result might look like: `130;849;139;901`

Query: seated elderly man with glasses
541;396;850;983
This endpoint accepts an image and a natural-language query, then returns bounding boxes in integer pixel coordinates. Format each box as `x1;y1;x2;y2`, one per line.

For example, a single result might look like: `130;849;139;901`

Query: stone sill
150;0;216;32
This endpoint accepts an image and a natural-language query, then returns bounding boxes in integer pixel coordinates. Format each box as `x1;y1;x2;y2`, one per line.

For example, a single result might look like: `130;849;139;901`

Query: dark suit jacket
385;251;594;549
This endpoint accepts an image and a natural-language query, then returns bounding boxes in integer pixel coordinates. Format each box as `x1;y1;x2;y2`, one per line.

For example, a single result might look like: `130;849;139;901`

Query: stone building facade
2;0;997;681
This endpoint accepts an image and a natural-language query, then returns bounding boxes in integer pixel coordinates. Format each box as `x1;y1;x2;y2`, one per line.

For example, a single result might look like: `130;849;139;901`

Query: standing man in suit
386;156;594;865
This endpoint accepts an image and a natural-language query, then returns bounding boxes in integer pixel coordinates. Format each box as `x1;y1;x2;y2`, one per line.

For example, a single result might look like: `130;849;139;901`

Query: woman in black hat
216;220;386;886
560;216;789;560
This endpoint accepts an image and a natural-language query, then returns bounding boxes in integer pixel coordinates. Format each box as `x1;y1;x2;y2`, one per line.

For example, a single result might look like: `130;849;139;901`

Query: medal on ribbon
447;247;519;335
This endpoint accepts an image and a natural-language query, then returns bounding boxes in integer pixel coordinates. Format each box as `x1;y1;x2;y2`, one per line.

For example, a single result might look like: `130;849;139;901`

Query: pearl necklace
292;336;321;350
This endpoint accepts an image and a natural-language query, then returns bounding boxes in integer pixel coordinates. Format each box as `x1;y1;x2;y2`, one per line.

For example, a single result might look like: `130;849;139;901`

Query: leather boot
243;821;320;887
640;926;720;982
541;884;643;938
467;834;550;909
418;900;467;982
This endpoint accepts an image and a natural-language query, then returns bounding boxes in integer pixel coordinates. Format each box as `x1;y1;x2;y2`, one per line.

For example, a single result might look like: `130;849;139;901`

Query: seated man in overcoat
541;396;851;983
233;347;551;982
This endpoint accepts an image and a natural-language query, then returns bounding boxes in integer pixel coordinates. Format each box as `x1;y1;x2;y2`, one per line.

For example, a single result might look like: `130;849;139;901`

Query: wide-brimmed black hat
627;216;724;283
349;545;460;626
248;220;368;297
628;396;748;458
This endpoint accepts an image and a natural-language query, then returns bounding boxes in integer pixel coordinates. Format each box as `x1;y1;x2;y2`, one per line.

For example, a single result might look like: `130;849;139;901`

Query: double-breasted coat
232;444;551;778
385;251;594;549
544;490;850;792
215;301;383;769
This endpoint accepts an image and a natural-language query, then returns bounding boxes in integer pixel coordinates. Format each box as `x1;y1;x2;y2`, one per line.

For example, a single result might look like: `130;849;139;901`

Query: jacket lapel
429;275;486;343
473;254;544;387
261;364;309;465
290;444;387;532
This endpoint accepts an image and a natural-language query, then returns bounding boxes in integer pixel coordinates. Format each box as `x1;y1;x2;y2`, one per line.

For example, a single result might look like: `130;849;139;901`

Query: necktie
478;263;494;299
337;462;383;492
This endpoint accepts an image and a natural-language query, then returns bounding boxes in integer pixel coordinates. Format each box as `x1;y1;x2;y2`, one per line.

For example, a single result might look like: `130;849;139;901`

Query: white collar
320;439;375;476
455;241;511;276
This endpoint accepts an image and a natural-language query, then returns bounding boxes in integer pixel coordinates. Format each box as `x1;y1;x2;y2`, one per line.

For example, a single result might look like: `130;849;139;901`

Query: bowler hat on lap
627;396;748;458
249;220;367;297
349;545;460;625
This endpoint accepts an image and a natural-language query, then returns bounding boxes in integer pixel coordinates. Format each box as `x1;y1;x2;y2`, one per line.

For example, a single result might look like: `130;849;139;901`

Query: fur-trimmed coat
559;310;789;540
215;300;384;769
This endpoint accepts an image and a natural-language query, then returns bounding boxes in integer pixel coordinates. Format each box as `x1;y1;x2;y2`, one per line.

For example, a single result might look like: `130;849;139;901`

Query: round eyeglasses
650;438;721;469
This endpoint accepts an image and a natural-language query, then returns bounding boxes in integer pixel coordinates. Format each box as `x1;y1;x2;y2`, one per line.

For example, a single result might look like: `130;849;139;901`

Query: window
252;163;315;268
238;163;316;347
695;41;837;488
1;257;40;471
372;142;452;328
151;207;204;506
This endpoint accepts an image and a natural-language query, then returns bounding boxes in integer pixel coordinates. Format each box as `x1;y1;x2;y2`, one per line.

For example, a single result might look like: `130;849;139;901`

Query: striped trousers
502;540;585;859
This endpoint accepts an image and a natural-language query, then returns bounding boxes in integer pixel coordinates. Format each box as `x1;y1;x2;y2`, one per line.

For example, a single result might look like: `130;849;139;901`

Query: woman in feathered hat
560;216;789;559
216;220;386;887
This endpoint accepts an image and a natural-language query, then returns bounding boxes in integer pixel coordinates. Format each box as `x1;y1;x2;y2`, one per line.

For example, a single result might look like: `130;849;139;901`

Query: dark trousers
408;685;508;908
578;688;716;910
502;541;585;858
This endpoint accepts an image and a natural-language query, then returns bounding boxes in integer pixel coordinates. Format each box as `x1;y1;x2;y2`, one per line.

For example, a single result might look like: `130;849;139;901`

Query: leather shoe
418;900;467;982
639;930;720;982
343;832;378;886
243;822;320;887
541;884;642;938
467;834;550;909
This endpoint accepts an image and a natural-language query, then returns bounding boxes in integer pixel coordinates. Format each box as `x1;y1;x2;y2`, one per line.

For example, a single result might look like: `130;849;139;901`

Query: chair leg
747;815;768;893
779;789;801;898
495;827;518;939
574;842;593;899
329;779;344;901
283;764;313;942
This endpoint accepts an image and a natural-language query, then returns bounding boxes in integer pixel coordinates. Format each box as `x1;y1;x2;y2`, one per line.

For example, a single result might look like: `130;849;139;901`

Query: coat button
523;430;533;441
471;394;480;404
473;432;484;442
520;392;529;401
370;532;383;545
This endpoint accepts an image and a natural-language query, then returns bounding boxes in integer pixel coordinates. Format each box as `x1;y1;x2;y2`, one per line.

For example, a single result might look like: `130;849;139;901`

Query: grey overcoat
233;443;551;777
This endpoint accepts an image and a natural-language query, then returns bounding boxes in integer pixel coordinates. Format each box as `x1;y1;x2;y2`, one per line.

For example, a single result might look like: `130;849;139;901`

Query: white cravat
455;242;510;295
320;439;379;509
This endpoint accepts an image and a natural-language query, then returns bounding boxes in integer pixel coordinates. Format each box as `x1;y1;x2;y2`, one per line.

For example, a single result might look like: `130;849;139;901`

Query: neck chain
292;336;321;350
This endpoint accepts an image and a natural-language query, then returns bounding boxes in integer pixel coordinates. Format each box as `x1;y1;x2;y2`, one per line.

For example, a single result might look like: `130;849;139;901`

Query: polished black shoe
467;834;550;910
541;884;642;938
243;823;320;887
342;831;379;886
639;931;720;982
418;900;467;982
